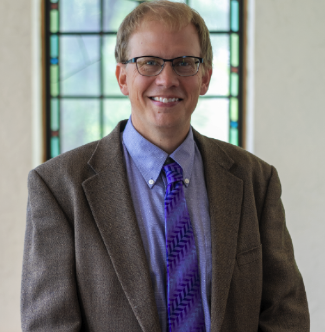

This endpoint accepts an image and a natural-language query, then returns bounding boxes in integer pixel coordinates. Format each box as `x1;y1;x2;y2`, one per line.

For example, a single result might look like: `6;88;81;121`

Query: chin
152;117;189;131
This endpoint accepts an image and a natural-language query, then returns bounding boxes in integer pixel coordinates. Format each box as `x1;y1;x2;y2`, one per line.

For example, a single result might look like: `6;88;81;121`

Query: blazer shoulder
33;140;99;182
193;129;274;183
215;139;271;171
29;119;127;191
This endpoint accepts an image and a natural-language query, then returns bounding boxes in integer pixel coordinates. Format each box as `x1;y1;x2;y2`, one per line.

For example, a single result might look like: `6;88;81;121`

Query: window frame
43;0;245;160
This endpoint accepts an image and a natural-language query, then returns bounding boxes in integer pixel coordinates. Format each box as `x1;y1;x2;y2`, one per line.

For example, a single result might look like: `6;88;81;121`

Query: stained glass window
45;0;243;159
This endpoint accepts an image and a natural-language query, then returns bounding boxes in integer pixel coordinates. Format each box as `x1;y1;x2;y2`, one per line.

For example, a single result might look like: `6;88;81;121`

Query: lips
150;96;182;103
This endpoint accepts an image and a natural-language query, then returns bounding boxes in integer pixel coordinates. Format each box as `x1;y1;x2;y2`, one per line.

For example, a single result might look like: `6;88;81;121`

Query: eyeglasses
122;56;204;77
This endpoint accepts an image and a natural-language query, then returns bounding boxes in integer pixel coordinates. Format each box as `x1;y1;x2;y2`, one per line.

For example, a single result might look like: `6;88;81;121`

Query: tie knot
163;162;183;185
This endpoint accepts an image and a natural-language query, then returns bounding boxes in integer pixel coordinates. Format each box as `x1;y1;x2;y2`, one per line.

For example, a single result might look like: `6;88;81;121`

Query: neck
151;129;189;154
131;118;190;154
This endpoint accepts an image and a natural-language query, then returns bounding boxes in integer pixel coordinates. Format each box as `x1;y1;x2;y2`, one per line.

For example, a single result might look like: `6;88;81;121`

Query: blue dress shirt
122;119;212;332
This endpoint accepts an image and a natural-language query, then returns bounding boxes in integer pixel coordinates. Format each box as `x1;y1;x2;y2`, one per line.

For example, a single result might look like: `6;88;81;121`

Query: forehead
127;20;201;59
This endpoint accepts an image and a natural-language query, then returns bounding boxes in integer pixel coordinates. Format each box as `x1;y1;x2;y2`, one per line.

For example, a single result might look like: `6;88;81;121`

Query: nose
155;62;179;88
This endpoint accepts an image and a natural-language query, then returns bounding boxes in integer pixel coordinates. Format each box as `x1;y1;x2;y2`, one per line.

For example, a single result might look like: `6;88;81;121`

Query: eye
137;57;162;68
175;60;190;67
146;60;159;66
174;58;197;67
178;61;190;66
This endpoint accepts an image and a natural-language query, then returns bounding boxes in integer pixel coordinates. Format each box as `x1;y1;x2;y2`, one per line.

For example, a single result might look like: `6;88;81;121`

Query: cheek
127;71;152;104
127;70;140;100
187;76;201;101
128;69;138;88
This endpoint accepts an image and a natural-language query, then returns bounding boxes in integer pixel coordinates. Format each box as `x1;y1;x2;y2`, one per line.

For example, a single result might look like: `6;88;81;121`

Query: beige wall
0;0;324;331
254;0;325;330
0;0;33;331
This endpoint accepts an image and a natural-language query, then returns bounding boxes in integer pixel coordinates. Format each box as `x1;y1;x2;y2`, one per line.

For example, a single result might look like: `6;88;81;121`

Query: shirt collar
122;118;195;189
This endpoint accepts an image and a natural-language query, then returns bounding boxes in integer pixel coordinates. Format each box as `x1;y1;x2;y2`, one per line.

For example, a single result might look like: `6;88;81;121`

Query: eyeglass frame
122;55;204;77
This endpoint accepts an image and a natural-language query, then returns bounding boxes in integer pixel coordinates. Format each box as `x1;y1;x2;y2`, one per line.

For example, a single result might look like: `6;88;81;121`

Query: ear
199;67;212;96
116;63;129;96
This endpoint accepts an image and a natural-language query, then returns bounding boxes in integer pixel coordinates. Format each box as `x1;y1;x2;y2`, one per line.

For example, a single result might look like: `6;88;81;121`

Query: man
21;1;309;331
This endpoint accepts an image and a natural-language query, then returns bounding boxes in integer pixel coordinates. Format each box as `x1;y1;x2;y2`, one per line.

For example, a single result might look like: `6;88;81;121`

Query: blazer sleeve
21;170;82;331
258;166;310;331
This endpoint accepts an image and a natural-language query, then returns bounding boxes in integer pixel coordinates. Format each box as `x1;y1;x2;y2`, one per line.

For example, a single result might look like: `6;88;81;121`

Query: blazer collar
84;121;243;332
83;120;161;332
193;128;243;332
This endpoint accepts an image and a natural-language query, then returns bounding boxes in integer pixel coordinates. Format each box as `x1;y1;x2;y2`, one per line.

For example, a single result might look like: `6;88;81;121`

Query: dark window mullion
100;0;104;138
228;0;232;144
45;0;51;160
58;31;117;35
57;95;227;99
238;0;244;147
57;31;231;35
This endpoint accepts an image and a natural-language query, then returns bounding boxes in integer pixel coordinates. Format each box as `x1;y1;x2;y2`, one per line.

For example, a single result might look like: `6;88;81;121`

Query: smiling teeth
152;97;179;103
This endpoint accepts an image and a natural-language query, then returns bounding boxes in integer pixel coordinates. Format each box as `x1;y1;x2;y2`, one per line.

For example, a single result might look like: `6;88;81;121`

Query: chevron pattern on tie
163;162;205;332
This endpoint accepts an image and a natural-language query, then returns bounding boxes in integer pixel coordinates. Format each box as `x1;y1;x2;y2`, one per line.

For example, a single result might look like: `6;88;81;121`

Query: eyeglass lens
136;57;200;77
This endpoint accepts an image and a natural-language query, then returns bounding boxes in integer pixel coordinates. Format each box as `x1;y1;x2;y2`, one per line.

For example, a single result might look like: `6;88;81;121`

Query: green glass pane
191;98;229;142
103;0;137;31
231;33;239;67
51;98;59;130
60;0;100;32
50;35;58;58
189;0;230;31
60;36;100;96
50;0;58;3
60;99;101;153
229;128;238;145
230;72;239;96
50;10;59;33
51;137;60;158
103;99;131;136
206;34;229;96
50;65;59;97
230;97;238;121
231;1;239;32
103;36;123;96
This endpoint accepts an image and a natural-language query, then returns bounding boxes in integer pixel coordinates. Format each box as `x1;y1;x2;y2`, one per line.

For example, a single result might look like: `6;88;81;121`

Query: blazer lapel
82;121;161;332
194;130;243;332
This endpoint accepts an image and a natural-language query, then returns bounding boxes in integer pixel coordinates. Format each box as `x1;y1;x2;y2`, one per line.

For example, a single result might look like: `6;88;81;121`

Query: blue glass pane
231;1;239;32
60;36;100;96
103;0;137;31
230;121;238;128
191;98;229;142
189;0;230;31
60;99;101;153
103;99;131;136
60;0;100;32
50;35;58;58
206;34;229;96
51;137;60;158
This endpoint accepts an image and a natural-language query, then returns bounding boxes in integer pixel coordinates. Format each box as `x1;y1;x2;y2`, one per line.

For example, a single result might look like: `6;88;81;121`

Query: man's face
116;20;212;140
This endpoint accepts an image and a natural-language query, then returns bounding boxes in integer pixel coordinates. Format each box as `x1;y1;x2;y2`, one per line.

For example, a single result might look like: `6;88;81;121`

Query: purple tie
163;162;205;332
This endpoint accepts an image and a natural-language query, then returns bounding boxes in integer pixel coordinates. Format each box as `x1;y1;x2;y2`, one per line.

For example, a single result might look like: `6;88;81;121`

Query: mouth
149;96;182;104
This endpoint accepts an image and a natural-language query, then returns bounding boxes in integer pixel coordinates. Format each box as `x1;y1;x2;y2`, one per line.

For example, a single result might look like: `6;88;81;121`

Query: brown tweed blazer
21;120;309;331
